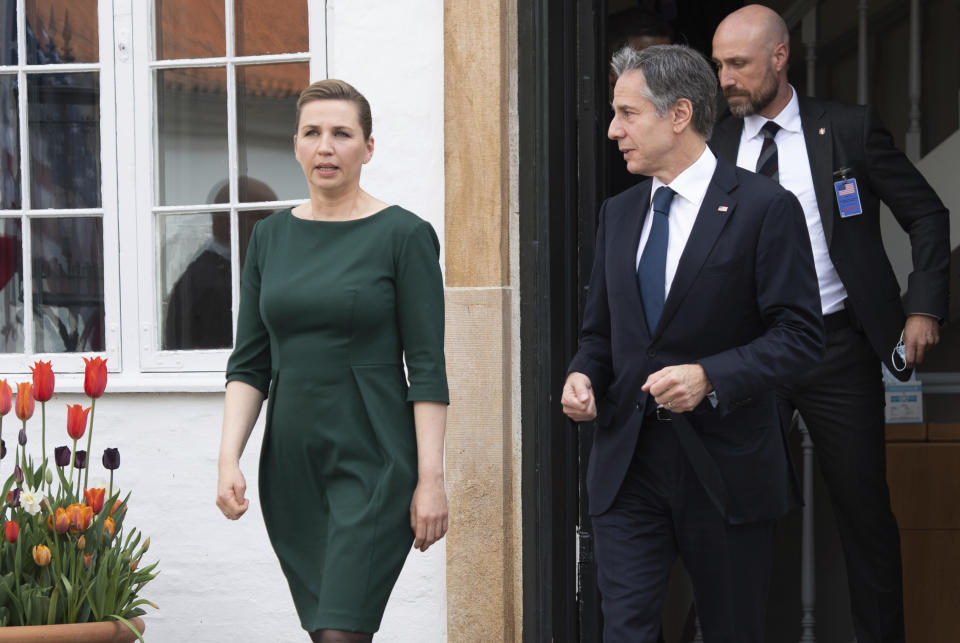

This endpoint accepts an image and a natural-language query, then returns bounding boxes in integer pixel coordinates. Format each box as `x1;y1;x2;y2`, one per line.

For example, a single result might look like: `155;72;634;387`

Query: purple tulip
17;428;26;446
74;450;87;470
7;488;20;507
13;465;23;484
0;439;5;460
55;446;71;467
102;448;120;471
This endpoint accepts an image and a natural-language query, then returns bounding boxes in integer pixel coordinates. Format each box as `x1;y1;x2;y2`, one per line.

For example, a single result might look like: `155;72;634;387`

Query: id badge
833;178;863;218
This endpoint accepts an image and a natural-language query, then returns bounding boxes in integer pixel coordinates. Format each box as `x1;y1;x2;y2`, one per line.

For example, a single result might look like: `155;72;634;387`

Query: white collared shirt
735;86;847;315
635;145;717;300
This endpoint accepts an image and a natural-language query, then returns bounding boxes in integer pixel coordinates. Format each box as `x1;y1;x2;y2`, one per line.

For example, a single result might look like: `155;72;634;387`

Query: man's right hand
562;372;597;422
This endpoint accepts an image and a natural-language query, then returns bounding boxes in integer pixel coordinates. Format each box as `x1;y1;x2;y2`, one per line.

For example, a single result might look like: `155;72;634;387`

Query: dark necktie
756;120;781;182
637;186;675;333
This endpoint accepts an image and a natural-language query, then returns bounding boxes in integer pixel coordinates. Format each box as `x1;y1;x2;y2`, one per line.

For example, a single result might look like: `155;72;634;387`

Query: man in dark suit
561;43;823;643
711;6;950;642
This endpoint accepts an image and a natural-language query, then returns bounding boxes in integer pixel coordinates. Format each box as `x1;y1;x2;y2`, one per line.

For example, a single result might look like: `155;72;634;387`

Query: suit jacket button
636;402;642;411
647;348;656;357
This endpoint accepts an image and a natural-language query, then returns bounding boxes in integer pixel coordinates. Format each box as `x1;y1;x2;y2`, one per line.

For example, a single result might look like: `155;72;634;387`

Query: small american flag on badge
838;181;855;196
718;205;728;212
819;127;826;135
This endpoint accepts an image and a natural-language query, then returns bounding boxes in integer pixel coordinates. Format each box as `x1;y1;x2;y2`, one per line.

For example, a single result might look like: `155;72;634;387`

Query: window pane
0;74;20;209
237;63;308;202
235;0;308;56
25;0;98;65
28;72;101;209
31;217;104;353
0;218;23;352
155;0;225;60
160;212;232;350
0;0;17;65
156;67;228;206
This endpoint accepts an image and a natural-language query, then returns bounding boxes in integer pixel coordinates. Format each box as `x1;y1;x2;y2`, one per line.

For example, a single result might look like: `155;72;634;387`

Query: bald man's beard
723;66;779;118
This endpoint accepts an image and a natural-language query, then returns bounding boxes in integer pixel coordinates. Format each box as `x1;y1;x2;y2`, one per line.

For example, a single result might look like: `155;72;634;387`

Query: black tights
309;629;373;643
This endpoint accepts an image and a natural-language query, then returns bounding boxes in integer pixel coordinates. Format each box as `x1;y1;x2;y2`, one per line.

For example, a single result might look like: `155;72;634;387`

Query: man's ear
772;42;789;73
672;98;693;133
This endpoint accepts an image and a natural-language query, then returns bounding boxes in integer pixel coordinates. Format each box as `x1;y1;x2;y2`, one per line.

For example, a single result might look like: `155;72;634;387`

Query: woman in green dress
216;79;449;643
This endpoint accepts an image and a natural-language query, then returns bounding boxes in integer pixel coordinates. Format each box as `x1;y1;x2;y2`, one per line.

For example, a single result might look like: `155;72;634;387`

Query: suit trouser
778;324;905;643
591;417;775;643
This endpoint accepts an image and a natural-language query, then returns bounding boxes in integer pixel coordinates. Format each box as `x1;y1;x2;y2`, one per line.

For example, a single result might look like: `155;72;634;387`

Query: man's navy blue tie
637;186;675;334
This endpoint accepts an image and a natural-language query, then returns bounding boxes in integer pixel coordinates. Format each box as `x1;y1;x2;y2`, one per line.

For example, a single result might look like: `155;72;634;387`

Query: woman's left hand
410;476;448;552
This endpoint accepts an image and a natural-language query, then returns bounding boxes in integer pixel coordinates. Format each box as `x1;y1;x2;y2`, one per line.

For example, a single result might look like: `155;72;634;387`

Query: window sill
0;371;227;394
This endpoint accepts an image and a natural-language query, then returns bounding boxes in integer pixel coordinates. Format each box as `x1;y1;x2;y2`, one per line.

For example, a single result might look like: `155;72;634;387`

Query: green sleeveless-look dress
225;206;449;633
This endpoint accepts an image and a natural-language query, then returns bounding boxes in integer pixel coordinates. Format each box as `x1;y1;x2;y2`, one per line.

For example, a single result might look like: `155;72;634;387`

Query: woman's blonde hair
295;79;372;140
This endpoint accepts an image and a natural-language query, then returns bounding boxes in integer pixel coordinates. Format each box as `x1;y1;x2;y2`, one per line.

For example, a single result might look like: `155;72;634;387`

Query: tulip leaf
110;613;146;643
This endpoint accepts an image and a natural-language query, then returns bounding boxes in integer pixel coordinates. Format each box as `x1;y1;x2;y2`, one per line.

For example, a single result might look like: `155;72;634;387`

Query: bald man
710;6;950;642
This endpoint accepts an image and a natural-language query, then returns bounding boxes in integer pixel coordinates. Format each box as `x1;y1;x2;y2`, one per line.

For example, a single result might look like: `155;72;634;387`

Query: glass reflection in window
31;217;104;353
156;67;228;206
28;72;101;209
235;0;308;56
0;0;17;66
25;0;98;65
160;211;232;350
0;218;23;353
0;74;20;209
237;62;308;201
155;0;225;60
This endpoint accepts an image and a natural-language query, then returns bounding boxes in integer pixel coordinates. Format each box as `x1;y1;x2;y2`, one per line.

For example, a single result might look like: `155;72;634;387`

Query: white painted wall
25;2;448;642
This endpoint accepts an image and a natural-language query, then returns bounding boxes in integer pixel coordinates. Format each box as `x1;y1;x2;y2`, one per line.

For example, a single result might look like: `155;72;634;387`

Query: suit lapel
653;161;737;338
798;96;836;246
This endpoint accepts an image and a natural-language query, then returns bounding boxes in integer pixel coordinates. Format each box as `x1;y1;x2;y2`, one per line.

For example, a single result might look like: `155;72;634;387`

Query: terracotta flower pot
0;617;145;642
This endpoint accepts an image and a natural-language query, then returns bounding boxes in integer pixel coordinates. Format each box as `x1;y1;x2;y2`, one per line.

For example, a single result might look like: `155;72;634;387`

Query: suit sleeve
225;222;272;395
862;105;950;319
698;190;825;414
568;200;614;399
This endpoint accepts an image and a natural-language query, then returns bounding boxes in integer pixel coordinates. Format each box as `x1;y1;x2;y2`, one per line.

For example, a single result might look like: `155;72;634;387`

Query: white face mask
891;330;907;372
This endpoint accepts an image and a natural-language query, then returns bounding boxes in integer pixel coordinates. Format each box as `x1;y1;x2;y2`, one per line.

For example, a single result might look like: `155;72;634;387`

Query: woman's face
294;99;373;194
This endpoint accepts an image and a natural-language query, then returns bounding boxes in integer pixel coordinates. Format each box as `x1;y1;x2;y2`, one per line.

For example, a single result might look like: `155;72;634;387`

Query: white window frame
0;0;121;375
0;1;325;388
126;0;324;376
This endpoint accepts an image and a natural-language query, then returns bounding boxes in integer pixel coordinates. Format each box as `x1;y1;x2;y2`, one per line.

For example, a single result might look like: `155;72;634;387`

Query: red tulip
4;520;19;543
66;404;91;440
84;488;106;514
82;357;108;399
0;379;11;416
14;382;34;421
29;360;55;402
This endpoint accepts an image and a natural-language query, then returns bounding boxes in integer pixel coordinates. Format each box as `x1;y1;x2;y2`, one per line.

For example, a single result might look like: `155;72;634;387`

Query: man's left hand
904;314;940;367
641;364;713;413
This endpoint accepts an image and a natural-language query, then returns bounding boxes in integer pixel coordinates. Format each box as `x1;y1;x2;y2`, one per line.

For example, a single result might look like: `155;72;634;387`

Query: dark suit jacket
710;96;950;379
569;157;824;523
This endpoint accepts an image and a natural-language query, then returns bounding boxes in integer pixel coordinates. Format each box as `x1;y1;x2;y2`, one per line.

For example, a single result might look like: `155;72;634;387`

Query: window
0;0;120;373
1;0;323;381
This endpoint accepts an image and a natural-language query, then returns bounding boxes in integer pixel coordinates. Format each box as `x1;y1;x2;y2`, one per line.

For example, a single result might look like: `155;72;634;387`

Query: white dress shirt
635;145;718;300
736;86;847;315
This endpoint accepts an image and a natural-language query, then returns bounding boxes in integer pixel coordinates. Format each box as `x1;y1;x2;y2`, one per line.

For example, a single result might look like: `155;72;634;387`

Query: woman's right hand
217;463;250;520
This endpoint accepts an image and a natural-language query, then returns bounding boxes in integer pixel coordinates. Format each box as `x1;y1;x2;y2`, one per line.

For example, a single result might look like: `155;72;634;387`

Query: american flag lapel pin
818;127;826;135
718;205;729;213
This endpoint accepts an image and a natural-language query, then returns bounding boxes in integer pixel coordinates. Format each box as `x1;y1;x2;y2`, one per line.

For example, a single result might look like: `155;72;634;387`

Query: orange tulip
32;544;51;567
66;404;91;441
129;558;138;572
82;357;108;399
109;499;127;517
83;553;91;568
103;516;115;540
0;379;11;416
52;507;70;534
4;520;19;543
77;534;86;550
84;488;106;514
14;382;34;421
66;503;94;532
29;360;55;402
